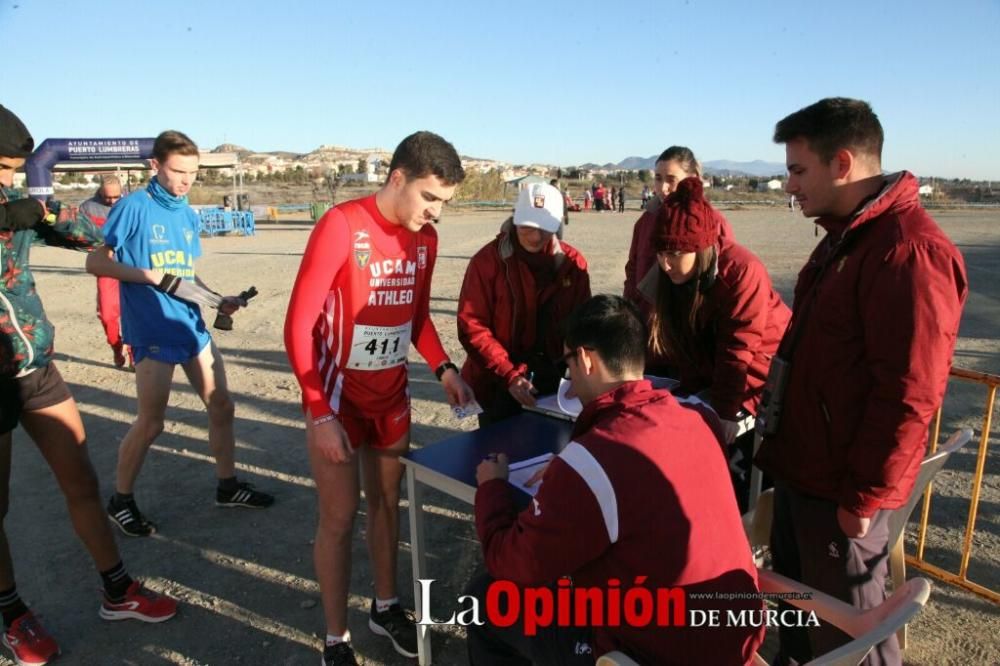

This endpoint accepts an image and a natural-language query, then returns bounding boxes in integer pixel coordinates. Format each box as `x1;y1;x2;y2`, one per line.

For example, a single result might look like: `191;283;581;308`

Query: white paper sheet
507;453;555;497
555;378;583;417
531;375;681;422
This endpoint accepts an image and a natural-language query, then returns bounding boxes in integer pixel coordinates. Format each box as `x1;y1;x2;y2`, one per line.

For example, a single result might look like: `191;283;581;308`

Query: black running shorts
0;376;19;435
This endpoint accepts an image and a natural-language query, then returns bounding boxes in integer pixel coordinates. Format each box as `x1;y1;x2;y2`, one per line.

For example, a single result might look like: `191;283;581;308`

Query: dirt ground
5;206;998;665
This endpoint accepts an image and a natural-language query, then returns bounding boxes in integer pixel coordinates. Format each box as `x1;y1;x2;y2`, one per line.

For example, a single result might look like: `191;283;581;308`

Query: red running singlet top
284;195;449;419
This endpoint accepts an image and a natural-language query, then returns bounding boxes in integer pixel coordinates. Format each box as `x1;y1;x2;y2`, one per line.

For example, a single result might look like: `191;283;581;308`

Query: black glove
213;286;257;330
0;198;45;231
156;273;223;309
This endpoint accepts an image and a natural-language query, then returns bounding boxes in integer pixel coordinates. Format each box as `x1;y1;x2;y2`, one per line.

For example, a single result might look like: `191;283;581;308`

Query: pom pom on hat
654;176;719;253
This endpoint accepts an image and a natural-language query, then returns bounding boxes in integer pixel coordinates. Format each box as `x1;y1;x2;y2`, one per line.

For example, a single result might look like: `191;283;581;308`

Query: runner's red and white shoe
99;581;177;623
2;611;59;666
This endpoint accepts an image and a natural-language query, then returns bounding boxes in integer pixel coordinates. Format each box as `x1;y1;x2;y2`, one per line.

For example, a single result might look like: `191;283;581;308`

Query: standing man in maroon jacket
469;295;764;665
756;98;968;665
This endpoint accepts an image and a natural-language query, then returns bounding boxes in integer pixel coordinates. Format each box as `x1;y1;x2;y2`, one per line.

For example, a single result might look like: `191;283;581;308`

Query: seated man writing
467;295;765;665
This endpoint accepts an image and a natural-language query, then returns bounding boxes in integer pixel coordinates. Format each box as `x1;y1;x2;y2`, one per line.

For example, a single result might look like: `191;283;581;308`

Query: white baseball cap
514;183;563;234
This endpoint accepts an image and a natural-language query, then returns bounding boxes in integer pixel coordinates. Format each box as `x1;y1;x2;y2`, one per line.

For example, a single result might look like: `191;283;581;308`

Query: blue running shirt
102;187;209;347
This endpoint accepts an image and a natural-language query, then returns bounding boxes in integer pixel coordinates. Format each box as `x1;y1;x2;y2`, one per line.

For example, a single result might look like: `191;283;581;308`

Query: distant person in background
583;188;592;210
80;176;130;368
610;186;617;213
644;176;789;510
549;178;568;239
458;183;591;426
641;184;651;209
563;187;580;212
618;184;625;212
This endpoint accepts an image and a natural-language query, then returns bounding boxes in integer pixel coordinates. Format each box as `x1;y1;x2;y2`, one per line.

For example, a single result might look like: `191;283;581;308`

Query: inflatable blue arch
25;138;153;199
24;138;253;236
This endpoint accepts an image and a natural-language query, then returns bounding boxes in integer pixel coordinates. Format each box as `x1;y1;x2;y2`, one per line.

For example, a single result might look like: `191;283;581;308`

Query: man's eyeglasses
560;347;592;379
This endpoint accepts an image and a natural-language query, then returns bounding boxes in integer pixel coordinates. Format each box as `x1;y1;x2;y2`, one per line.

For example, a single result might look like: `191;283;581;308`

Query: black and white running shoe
107;496;157;537
216;482;274;508
321;642;359;666
368;600;418;658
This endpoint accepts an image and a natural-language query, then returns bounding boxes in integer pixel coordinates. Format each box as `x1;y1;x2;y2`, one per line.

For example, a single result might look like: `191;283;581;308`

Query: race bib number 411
347;322;412;370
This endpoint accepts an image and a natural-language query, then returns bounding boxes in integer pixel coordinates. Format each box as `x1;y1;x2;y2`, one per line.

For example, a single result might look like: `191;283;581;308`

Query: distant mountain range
582;156;787;177
212;143;786;178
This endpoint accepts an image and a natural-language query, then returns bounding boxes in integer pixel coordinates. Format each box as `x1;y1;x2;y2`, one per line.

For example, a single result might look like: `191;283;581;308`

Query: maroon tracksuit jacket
476;381;765;664
755;172;968;517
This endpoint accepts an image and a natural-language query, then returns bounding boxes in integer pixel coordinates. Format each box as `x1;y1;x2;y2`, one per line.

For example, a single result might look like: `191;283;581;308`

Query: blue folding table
402;411;574;664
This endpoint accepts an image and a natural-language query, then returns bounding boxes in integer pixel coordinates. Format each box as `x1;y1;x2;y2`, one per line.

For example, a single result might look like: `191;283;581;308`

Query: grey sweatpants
770;483;901;666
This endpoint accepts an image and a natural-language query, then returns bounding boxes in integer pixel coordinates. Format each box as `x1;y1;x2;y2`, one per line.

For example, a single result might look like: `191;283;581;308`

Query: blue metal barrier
197;209;255;236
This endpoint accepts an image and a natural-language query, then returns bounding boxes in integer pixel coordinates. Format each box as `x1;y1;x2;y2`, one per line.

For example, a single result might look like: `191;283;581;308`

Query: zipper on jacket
820;400;831;424
501;247;519;341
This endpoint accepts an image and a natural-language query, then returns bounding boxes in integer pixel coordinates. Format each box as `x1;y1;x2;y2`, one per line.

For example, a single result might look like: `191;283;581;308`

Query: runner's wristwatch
435;362;459;381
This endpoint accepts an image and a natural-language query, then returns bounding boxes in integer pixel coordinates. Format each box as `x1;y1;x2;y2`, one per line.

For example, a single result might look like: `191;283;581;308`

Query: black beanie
0;105;34;158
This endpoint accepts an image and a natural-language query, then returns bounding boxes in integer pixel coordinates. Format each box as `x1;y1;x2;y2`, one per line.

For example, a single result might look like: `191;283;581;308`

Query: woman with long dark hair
624;146;733;315
645;177;790;505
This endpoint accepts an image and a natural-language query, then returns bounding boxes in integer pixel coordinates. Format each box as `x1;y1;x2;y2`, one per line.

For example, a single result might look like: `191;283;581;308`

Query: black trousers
770;484;900;666
465;573;595;666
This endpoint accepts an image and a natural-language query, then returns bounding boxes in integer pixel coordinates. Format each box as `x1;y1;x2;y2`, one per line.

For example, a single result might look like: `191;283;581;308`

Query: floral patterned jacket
0;192;103;376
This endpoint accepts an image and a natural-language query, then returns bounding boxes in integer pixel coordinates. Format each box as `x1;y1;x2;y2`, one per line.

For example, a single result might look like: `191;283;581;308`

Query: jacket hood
817;171;918;236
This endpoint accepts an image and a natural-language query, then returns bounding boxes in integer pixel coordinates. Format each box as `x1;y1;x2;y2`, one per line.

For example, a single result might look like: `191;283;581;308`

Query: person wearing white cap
457;183;592;426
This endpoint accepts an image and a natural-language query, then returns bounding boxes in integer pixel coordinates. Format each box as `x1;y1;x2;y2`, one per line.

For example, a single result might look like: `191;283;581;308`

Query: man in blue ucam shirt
87;130;273;537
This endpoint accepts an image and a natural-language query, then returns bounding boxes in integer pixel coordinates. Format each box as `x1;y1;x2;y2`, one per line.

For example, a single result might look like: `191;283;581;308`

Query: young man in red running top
284;131;475;666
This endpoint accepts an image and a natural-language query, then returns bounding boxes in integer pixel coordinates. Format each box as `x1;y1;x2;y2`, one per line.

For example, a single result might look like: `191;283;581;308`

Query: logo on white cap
515;183;563;234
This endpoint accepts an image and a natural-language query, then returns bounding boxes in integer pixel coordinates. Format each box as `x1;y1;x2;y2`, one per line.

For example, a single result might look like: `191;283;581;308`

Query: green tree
453;169;505;202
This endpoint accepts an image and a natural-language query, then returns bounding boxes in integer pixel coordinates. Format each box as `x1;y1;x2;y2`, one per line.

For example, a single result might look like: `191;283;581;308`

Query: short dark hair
152;130;199;162
656;146;701;178
564;295;647;376
773;97;883;164
388;131;465;185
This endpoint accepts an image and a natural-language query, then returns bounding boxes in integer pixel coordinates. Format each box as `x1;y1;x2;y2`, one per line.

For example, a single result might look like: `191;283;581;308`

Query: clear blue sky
2;0;998;179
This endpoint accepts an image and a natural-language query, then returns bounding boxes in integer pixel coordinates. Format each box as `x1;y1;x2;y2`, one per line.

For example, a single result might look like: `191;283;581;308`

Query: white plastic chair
595;569;931;666
885;427;971;647
741;428;972;650
754;568;931;666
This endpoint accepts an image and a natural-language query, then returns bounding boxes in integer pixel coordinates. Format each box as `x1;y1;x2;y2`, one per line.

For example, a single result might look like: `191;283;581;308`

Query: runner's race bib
347;322;412;370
